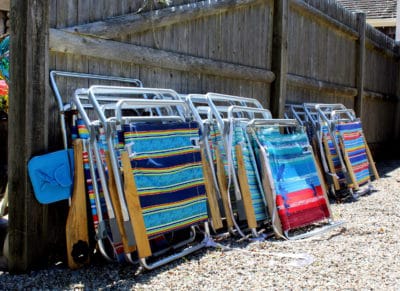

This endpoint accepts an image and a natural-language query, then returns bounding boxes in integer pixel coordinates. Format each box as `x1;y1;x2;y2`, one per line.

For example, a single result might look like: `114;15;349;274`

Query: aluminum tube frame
114;99;188;123
185;95;225;219
331;109;357;122
284;220;345;240
315;105;348;175
139;226;210;270
87;87;183;224
248;118;299;128
72;91;124;261
49;70;142;149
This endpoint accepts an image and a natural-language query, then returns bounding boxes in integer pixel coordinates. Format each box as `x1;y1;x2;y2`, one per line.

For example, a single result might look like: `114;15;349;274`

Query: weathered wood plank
0;0;9;11
64;0;267;39
287;74;358;97
9;0;50;272
49;0;57;27
89;0;103;23
364;90;398;101
290;0;358;40
77;0;90;25
271;0;289;118
365;38;399;59
354;13;366;117
49;29;276;83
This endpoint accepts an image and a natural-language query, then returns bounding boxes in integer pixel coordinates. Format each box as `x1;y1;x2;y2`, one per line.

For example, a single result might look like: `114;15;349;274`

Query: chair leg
121;151;152;260
236;145;258;230
363;136;380;180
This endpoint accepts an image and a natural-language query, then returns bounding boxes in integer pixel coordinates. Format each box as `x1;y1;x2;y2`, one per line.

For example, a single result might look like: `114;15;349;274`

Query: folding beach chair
224;105;272;238
71;94;130;263
330;108;379;191
73;86;203;267
286;104;334;198
88;89;210;270
314;103;376;198
50;71;143;149
248;118;343;240
302;103;357;200
185;95;226;234
186;94;254;235
286;104;315;140
187;93;271;239
50;71;143;267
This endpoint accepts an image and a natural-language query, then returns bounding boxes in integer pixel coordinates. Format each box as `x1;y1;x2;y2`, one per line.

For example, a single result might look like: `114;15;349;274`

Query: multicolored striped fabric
75;119;125;259
207;122;237;205
336;121;370;186
208;122;227;172
232;125;268;222
123;121;208;239
76;120;106;226
321;125;346;186
254;127;330;232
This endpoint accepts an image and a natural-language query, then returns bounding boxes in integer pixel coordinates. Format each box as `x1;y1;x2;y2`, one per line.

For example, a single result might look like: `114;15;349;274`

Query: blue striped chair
120;121;210;269
250;123;342;240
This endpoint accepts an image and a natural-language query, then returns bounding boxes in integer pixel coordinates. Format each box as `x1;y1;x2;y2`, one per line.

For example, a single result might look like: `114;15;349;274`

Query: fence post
355;12;366;118
8;0;50;272
270;0;288;118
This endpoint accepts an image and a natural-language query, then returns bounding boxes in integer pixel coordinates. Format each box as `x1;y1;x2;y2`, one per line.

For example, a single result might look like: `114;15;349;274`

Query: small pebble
0;161;399;290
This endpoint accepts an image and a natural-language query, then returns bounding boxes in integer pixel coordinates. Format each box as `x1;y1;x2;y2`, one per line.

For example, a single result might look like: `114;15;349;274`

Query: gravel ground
0;160;399;290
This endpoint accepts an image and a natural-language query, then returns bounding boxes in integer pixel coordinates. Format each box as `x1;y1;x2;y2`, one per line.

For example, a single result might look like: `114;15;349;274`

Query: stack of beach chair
43;71;357;270
285;103;379;201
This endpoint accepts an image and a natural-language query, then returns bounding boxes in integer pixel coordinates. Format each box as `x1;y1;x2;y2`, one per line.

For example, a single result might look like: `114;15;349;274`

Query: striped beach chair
331;109;379;193
50;71;143;267
320;124;349;191
316;105;377;198
303;103;357;200
87;92;211;270
225;106;271;238
74;118;125;262
187;94;271;239
285;104;331;193
249;119;343;240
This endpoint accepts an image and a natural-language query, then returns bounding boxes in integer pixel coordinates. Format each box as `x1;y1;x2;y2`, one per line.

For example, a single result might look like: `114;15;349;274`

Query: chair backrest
248;120;335;239
122;120;209;238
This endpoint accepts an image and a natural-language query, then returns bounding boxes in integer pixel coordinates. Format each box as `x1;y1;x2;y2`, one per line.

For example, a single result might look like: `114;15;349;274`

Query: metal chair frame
49;71;143;263
247;118;344;240
87;89;210;270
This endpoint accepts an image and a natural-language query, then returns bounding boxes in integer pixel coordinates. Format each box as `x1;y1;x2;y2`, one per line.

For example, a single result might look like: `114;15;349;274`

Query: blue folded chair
120;120;210;269
248;119;344;240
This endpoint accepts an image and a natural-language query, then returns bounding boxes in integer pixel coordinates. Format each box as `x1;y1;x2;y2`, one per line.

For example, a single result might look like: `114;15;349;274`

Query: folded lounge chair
88;91;211;270
302;103;356;199
316;104;377;197
331;109;379;191
73;87;203;266
225;106;272;238
50;71;143;267
187;93;271;239
285;104;329;193
248;119;344;240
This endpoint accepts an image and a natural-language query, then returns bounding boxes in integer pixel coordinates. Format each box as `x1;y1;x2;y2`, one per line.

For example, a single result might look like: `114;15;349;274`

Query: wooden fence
8;0;400;271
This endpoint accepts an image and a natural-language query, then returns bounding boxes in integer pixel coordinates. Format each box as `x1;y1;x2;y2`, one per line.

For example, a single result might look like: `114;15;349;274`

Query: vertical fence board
271;0;288;117
355;13;366;117
9;0;50;272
